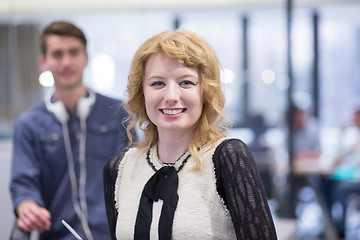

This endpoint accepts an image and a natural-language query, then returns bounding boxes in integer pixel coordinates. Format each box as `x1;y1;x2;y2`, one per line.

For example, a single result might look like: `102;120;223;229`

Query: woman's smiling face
143;53;203;135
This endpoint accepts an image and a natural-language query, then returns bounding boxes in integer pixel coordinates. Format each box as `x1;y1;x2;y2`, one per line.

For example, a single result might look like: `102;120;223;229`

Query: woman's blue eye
151;81;164;86
181;80;195;86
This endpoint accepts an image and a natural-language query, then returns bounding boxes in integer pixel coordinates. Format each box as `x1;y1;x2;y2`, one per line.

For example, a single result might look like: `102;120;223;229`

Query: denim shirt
10;93;132;240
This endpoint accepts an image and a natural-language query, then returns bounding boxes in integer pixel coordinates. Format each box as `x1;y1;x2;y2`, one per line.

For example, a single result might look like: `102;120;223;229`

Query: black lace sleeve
103;154;124;240
213;139;278;239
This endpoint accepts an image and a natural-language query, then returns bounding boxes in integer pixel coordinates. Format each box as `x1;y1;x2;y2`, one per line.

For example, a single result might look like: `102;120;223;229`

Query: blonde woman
103;30;277;240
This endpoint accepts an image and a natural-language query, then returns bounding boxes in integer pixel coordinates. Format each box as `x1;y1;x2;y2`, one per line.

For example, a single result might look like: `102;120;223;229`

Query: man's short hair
40;21;87;55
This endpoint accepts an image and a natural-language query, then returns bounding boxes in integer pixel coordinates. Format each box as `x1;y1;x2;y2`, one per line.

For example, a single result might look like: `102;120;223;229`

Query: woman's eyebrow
145;75;166;80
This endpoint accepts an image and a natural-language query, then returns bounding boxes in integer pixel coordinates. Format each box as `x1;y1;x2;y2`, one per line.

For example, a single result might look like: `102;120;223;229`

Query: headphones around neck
45;88;96;124
44;88;96;240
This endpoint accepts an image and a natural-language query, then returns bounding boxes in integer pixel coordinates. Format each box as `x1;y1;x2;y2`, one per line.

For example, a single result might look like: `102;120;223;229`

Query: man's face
40;35;88;90
293;108;305;130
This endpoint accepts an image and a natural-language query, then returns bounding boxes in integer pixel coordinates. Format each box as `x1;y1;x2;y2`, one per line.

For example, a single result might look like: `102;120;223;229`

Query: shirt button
76;132;81;139
52;133;59;141
100;125;108;133
78;155;84;162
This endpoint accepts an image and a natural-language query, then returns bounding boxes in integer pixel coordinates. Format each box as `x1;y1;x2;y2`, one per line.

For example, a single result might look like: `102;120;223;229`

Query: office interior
1;0;360;239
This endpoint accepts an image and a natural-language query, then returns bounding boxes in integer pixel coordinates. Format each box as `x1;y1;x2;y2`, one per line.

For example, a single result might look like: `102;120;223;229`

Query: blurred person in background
9;21;133;240
289;101;322;196
333;109;360;168
329;108;360;238
292;103;321;160
288;102;326;239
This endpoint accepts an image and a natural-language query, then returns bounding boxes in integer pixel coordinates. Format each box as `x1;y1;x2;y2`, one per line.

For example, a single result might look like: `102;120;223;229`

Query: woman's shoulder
214;137;248;152
105;147;141;176
116;146;145;160
212;137;253;165
115;146;148;166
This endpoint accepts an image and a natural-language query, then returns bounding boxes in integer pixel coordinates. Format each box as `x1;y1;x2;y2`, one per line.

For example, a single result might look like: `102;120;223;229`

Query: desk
293;157;335;176
292;157;339;240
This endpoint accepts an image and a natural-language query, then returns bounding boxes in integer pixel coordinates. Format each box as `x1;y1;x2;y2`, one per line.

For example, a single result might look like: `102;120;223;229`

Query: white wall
0;0;353;14
0;0;282;13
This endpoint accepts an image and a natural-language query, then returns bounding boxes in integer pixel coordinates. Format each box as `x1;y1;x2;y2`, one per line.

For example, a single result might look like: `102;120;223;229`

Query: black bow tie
134;166;179;240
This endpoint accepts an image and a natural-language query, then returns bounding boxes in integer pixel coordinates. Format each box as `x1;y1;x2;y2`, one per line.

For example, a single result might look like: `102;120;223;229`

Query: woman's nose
164;83;180;103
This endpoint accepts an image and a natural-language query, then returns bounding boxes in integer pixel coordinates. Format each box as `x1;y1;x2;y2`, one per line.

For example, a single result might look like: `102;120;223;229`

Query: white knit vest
114;138;236;239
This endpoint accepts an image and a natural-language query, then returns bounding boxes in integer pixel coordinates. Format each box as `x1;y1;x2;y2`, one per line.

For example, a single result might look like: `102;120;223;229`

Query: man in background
9;21;132;240
290;102;325;238
292;103;321;159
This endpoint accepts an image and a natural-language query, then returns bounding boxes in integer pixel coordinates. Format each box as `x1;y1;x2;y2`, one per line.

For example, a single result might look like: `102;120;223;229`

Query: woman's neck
157;131;194;164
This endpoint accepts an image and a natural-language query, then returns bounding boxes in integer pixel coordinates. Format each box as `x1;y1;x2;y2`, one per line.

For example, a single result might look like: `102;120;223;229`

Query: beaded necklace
146;146;191;172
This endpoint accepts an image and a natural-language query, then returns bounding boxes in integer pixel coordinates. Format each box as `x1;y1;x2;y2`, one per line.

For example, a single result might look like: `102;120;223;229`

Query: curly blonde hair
125;29;227;169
